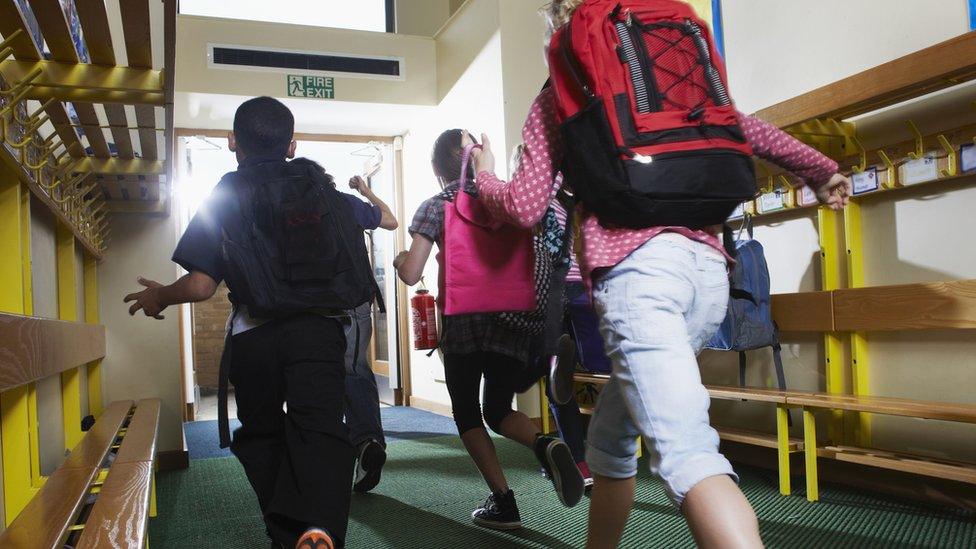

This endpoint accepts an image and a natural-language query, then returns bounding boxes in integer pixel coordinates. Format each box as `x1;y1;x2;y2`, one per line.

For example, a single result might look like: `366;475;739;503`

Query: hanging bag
441;145;537;315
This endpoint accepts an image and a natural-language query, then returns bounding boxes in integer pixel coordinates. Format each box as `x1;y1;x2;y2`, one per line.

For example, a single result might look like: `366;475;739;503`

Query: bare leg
682;475;763;549
497;411;541;448
585;475;636;549
460;427;509;493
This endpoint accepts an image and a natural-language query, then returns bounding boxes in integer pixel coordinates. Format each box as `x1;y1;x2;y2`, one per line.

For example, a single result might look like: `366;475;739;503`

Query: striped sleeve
739;112;839;188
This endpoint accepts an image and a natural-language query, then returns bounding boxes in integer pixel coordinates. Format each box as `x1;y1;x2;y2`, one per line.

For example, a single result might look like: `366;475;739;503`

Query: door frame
173;128;412;407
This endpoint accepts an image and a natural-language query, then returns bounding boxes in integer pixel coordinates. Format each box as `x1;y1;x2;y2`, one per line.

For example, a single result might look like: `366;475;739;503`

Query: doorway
174;130;409;422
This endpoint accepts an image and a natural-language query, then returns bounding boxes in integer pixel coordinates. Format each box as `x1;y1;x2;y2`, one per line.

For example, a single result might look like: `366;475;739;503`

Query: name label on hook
758;189;786;213
899;154;940;185
798;185;817;207
728;202;745;220
961;143;976;173
852;167;880;195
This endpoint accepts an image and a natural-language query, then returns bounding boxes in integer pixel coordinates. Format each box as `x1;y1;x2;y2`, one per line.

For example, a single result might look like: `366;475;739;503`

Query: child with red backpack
393;129;585;530
470;1;852;547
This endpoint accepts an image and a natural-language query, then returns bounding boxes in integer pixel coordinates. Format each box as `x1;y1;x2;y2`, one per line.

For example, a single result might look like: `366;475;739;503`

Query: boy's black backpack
212;158;377;448
215;158;377;317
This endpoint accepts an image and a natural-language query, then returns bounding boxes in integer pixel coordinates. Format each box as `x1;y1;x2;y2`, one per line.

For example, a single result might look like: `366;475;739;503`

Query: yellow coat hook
936;135;957;178
877;150;898;189
906;120;925;160
850;133;868;174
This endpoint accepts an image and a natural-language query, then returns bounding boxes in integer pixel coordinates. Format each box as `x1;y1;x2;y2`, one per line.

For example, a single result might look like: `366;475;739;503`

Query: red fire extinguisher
411;278;439;350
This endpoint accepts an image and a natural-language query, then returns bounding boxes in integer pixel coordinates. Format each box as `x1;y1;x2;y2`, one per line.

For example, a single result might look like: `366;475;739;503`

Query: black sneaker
534;435;585;507
353;440;386;493
549;334;577;405
471;489;522;530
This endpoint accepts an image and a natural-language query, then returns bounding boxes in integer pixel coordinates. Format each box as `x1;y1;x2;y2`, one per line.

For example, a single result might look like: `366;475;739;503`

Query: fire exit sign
287;75;335;99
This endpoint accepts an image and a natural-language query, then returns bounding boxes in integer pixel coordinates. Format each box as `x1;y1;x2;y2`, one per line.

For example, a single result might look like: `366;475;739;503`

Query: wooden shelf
753;31;976;129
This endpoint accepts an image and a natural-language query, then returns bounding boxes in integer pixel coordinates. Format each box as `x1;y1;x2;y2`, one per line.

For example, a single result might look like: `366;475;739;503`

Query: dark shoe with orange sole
295;528;335;549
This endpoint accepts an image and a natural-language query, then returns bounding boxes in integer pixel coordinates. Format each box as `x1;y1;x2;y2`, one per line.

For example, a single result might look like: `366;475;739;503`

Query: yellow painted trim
27;382;43;487
776;404;791;496
817;208;845;443
538;380;551;435
79;157;165;176
150;472;158;518
84;253;103;417
57;223;84;450
0;387;33;525
19;183;32;316
803;408;819;502
636;436;643;459
843;202;871;446
0;59;164;105
0;175;35;523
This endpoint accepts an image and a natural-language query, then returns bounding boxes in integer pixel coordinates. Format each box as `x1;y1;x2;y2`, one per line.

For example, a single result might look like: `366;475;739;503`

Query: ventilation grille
211;46;401;77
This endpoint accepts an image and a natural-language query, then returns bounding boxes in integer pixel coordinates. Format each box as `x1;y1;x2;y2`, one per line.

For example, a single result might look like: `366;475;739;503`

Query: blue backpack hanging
708;217;789;411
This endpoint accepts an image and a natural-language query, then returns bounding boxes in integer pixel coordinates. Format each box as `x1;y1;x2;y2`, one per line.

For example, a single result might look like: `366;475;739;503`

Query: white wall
706;0;976;461
98;214;184;454
723;0;970;113
401;29;508;408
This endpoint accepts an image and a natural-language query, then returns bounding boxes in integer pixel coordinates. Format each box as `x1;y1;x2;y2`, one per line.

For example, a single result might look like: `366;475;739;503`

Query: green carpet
149;435;975;548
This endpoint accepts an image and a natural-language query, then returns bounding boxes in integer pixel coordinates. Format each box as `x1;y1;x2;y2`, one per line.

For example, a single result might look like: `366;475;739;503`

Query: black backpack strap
770;324;792;426
217;310;237;449
738;351;747;388
723;223;737;258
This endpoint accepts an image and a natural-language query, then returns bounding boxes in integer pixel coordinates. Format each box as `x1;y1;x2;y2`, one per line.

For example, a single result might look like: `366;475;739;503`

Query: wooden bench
0;398;160;548
573;373;806;496
791;392;976;501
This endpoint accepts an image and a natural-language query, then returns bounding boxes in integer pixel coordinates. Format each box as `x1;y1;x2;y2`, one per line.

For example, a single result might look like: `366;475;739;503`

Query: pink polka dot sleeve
739;112;839;188
475;89;563;229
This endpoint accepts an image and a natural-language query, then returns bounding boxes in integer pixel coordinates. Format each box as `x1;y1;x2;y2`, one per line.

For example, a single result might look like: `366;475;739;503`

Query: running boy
124;96;368;549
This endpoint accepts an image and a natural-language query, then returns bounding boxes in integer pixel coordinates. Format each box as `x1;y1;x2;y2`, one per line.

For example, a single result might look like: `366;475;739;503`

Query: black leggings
443;351;524;435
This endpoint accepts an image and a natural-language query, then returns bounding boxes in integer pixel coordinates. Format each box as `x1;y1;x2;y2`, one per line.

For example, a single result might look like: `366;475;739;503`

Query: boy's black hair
233;96;295;157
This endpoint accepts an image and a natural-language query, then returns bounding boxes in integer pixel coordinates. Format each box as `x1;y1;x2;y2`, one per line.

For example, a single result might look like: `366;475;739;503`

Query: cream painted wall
98;214;184;454
175;15;438;107
396;0;451;36
401;29;509;408
704;0;976;462
723;0;970;113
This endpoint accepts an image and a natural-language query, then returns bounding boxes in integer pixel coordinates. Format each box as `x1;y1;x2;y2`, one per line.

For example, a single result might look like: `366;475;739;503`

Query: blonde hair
542;0;586;41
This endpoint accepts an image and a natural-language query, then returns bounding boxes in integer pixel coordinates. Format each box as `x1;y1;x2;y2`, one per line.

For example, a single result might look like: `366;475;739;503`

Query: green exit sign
287;75;335;99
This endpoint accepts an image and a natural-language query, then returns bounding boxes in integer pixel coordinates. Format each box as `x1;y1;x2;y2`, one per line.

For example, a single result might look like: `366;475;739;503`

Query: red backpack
548;0;757;229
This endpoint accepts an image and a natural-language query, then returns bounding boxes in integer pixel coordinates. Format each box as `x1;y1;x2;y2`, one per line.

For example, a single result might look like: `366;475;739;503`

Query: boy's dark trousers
228;313;353;548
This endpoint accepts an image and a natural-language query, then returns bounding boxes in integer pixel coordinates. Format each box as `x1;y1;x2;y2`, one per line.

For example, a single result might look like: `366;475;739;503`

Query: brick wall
192;283;231;390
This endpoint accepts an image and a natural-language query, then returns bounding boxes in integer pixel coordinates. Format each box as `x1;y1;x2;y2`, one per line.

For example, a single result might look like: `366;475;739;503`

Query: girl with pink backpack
394;129;585;530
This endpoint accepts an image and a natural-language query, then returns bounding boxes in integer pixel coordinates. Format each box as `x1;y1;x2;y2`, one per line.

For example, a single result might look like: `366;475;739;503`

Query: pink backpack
439;145;536;315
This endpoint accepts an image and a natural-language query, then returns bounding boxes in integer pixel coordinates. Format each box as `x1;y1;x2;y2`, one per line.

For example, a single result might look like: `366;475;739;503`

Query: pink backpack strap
453;144;502;229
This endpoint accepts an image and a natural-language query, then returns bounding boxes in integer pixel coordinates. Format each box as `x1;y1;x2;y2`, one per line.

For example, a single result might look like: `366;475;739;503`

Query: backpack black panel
216;158;375;318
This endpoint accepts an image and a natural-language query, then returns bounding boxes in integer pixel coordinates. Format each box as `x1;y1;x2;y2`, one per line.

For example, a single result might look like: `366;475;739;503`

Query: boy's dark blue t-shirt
171;159;381;282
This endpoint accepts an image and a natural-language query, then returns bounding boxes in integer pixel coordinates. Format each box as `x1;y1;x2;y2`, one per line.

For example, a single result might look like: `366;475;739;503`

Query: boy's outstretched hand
124;277;166;320
816;173;852;211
